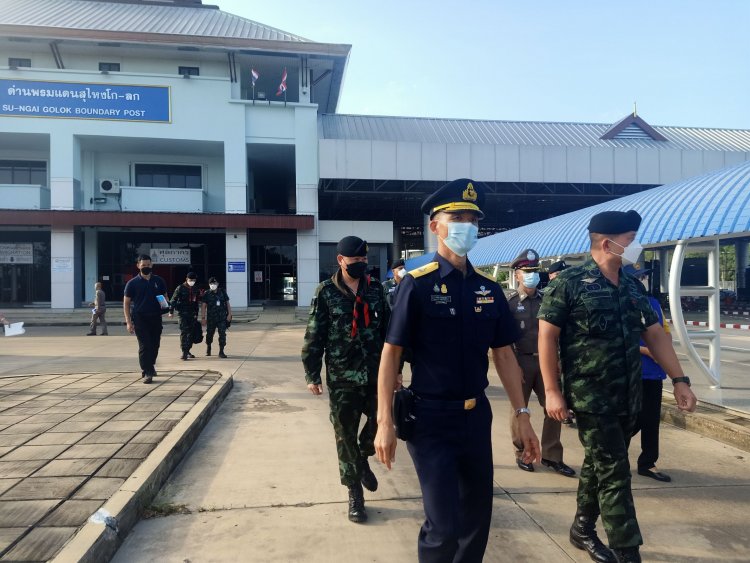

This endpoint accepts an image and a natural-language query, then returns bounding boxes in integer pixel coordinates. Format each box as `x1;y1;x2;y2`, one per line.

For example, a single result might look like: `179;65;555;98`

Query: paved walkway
0;370;220;561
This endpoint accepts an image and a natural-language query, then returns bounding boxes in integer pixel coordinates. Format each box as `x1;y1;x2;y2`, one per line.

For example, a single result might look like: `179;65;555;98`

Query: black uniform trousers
632;379;664;471
406;393;493;563
133;312;162;376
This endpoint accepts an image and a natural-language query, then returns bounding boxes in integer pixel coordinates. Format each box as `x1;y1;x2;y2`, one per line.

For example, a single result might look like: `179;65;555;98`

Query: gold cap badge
462;182;477;202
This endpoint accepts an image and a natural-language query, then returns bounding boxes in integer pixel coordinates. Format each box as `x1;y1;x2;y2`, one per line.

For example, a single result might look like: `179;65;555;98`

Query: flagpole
252;82;255;105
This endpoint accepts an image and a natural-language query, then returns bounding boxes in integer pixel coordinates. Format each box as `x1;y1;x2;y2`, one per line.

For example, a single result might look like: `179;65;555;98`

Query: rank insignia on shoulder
440;283;448;294
410;262;439;279
582;277;597;284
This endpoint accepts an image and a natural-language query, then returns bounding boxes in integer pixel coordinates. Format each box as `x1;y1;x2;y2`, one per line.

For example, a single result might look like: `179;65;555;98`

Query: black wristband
671;376;691;387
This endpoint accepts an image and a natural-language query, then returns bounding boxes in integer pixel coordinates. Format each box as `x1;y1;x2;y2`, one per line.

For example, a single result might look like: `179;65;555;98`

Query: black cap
186;272;197;280
588;210;642;234
421;178;485;219
337;236;368;257
511;248;540;270
548;260;569;274
208;277;218;284
391;259;405;269
623;264;651;277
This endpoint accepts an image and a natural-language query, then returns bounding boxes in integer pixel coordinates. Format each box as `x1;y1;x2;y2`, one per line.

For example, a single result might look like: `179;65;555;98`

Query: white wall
318;221;394;243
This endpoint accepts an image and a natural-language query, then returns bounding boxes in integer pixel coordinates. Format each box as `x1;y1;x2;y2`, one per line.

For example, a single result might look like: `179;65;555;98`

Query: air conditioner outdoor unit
98;178;120;195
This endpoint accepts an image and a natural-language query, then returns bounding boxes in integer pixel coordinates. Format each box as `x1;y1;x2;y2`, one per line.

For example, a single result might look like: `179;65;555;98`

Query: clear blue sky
218;0;750;129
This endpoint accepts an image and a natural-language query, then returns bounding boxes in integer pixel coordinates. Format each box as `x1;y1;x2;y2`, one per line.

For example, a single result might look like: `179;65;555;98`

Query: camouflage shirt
202;288;229;322
301;271;390;388
537;257;658;416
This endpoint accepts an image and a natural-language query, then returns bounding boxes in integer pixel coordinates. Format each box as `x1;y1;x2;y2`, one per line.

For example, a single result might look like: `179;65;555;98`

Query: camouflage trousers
178;314;195;353
206;319;227;348
328;386;377;487
575;413;642;549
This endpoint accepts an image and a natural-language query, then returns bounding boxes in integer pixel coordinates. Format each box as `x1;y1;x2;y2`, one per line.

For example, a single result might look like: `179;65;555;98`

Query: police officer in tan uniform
508;248;575;477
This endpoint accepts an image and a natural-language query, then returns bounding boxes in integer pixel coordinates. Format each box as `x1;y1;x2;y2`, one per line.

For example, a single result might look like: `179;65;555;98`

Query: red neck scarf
351;275;371;337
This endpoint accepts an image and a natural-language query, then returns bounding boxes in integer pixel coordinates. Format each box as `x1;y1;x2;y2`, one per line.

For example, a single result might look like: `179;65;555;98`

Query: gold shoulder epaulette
475;269;495;282
409;262;439;278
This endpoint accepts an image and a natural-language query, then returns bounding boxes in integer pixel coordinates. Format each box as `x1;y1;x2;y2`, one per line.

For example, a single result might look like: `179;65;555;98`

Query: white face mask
209;284;218;291
522;272;540;289
187;280;196;287
609;239;643;266
397;268;407;279
441;221;479;257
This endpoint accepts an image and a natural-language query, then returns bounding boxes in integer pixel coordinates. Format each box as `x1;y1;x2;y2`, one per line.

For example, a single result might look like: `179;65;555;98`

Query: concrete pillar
423;215;438;254
658;249;669;294
51;227;76;308
224;136;247;214
50;132;81;210
83;229;98;303
226;229;248;308
736;240;748;290
295;106;320;307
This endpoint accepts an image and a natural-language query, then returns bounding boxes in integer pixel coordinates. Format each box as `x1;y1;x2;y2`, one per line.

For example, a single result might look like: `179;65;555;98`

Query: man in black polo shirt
123;254;169;384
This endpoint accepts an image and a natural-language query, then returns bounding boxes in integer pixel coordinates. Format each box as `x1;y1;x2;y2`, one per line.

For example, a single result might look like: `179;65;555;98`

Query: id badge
216;299;220;307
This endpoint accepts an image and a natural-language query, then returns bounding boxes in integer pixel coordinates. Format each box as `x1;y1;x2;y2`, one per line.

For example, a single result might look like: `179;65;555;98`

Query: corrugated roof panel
468;161;750;266
0;0;310;42
319;115;750;153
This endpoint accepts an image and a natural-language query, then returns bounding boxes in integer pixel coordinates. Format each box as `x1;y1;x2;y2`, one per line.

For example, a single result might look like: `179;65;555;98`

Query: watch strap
671;376;691;386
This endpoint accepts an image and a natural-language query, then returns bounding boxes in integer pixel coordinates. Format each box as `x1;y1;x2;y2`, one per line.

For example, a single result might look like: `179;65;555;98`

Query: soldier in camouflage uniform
538;210;697;563
201;277;232;358
301;235;389;523
169;272;201;361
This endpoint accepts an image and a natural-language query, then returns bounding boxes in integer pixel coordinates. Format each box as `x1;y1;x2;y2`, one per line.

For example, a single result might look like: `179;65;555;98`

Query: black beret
548;260;569;274
511;248;540;270
391;259;405;269
421;178;485;219
186;271;197;279
623;264;651;277
588;210;642;234
337;236;368;257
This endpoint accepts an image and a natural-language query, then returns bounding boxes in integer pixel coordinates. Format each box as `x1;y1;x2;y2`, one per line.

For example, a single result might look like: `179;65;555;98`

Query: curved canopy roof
469;160;750;266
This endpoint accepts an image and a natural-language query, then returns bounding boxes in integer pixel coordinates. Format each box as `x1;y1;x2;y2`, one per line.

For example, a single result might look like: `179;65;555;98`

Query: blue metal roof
469;160;750;266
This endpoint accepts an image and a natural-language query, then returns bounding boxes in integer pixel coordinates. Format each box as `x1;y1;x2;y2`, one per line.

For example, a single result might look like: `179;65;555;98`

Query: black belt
415;392;484;411
518;352;539;356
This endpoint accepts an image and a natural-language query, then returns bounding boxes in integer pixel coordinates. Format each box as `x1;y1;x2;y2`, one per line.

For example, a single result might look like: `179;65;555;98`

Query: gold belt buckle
464;398;476;410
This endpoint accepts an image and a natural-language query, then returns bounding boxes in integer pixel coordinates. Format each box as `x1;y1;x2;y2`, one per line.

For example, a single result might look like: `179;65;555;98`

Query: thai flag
251;68;259;87
276;68;287;96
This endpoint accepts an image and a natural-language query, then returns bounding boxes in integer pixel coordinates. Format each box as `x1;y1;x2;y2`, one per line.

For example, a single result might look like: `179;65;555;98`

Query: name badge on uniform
216;300;220;307
516;304;525;311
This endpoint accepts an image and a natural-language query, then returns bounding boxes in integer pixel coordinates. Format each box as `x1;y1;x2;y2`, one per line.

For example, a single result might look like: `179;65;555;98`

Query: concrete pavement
1;316;749;562
110;322;750;563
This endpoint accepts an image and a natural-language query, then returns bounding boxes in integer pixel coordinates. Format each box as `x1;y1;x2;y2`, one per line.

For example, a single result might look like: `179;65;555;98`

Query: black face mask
140;267;152;276
345;261;368;279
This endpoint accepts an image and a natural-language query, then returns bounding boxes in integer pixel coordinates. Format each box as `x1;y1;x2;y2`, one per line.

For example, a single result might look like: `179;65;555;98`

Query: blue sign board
0;78;171;123
227;261;246;273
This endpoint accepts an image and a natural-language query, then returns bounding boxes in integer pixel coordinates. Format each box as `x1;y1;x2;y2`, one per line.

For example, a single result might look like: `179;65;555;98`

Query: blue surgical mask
442;222;478;257
522;272;540;289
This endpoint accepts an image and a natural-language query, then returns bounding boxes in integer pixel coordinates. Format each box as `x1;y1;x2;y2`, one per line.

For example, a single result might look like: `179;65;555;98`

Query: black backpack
192;319;204;344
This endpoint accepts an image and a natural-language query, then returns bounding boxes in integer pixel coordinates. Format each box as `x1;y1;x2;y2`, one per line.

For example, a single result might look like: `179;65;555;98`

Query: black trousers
632;379;664;470
406;394;494;563
133;313;162;376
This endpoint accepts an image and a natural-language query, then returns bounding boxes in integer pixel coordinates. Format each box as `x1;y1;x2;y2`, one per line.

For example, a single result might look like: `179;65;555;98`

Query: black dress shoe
542;458;577;477
188;353;195;359
637;467;671;482
516;459;534;472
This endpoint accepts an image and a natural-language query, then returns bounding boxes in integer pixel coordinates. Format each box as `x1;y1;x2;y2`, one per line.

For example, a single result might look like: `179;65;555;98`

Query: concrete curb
662;399;750;453
50;371;234;563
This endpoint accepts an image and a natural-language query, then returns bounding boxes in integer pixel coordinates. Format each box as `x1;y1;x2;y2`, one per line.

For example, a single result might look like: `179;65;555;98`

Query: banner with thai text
0;78;171;123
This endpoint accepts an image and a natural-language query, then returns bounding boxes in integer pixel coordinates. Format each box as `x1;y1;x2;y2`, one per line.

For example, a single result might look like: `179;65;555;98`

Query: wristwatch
671;376;691;387
515;407;531;417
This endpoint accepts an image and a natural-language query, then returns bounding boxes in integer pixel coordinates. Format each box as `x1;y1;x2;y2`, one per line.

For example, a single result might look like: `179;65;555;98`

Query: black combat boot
612;547;641;563
347;483;367;523
181;351;188;361
218;346;227;358
360;458;378;492
570;511;617;563
206;344;212;356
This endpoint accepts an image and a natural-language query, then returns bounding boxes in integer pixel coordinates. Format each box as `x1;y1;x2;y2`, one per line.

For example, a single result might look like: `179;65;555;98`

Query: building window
134;163;202;189
179;66;199;77
99;62;120;72
8;58;31;68
0;160;47;185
